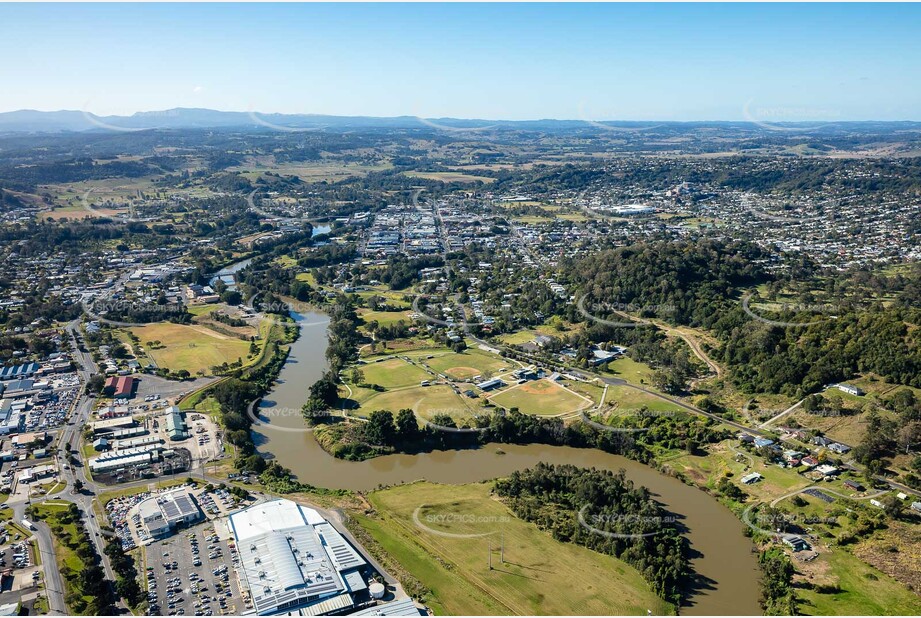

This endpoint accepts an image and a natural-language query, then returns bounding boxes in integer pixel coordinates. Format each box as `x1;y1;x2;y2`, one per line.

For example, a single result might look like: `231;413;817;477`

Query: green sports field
349;384;479;422
417;348;511;380
489;379;592;416
360;357;432;389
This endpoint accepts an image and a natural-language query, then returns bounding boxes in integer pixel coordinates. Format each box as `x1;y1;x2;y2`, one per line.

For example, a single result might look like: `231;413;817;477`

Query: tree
86;374;105;393
881;495;905;519
308;371;340;407
221;289;243;306
364;410;396;446
395;408;420;443
897;421;921;454
864;458;885;484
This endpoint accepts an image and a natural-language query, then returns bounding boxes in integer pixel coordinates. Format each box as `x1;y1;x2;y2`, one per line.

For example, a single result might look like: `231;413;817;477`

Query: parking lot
18;372;81;433
144;521;243;617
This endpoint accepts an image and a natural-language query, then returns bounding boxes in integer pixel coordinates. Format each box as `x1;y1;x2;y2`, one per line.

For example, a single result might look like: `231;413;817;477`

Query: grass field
420;349;512;380
358;482;672;616
403;171;496;184
796;545;921;615
126;322;252;375
350;384;479;422
605;385;687;414
31;501;98;612
359;309;413;329
361;358;432;389
490;379;591;416
601;356;656;384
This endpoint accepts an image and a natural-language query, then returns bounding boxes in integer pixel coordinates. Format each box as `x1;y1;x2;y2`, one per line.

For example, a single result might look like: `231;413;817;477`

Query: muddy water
251;311;762;615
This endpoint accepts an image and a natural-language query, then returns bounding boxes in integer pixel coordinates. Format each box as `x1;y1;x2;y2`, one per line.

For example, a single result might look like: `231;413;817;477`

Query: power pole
500;533;504;564
488;541;492;570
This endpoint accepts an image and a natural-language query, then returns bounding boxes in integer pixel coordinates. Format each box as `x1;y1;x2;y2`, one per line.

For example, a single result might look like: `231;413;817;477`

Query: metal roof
349;598;421;616
229;499;367;615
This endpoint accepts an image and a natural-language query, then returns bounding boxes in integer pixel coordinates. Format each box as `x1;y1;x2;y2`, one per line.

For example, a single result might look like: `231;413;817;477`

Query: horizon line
3;107;921;125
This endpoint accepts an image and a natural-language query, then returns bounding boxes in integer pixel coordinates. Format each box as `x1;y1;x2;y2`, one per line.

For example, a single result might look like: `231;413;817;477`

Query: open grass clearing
358;482;673;616
605;385;687;414
600;356;656;384
125;322;252;376
359;309;413;329
403;171;496;184
795;544;921;615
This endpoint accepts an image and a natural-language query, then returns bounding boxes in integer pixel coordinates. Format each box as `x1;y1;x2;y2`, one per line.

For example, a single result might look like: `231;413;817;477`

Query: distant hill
0;107;919;134
0;108;501;133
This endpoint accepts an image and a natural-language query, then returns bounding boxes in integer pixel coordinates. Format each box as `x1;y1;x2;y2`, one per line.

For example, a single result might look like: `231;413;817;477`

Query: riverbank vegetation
314;406;728;464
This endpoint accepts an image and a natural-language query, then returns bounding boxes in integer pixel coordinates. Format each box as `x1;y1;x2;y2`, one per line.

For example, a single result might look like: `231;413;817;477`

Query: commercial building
228;499;373;616
137;490;203;539
104;375;137;398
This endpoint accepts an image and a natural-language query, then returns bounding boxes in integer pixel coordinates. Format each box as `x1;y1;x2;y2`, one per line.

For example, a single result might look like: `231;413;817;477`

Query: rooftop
228;499;367;615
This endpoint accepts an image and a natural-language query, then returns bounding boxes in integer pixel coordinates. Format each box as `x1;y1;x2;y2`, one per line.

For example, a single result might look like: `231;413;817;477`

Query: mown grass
490;379;591;416
360;358;432;389
358;482;673;616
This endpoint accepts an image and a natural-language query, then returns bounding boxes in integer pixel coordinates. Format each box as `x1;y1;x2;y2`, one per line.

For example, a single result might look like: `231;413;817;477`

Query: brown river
251;311;762;615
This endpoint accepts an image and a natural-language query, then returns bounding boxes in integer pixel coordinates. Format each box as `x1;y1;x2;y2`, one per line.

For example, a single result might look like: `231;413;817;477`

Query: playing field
351;384;478;422
126;322;251;376
360;358;432;389
420;349;511;380
358;482;672;616
489;379;591;416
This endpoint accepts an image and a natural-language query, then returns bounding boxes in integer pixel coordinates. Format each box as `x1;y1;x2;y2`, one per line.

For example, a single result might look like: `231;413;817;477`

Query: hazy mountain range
0;107;918;134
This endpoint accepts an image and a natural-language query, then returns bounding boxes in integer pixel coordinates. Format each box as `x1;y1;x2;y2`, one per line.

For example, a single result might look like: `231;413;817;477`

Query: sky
1;2;920;121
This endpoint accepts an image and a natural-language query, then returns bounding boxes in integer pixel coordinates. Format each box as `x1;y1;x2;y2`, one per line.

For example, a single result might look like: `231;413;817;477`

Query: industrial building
166;408;190;441
228;499;385;616
90;415;137;435
88;445;161;473
0;362;39;381
0;399;24;435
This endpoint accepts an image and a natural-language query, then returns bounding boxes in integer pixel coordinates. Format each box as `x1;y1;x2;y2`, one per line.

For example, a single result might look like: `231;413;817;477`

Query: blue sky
1;2;919;121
